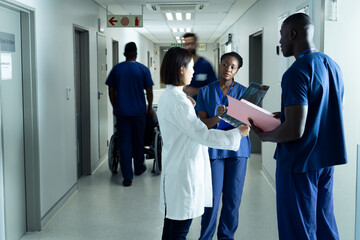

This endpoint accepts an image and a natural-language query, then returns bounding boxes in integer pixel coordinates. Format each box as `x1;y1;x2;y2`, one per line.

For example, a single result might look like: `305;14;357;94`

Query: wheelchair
108;112;162;175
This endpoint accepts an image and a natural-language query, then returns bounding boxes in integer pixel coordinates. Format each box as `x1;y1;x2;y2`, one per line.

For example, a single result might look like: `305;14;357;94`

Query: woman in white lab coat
157;47;250;240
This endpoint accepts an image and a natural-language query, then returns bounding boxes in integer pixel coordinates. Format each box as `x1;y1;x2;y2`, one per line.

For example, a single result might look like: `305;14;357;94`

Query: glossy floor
21;154;278;240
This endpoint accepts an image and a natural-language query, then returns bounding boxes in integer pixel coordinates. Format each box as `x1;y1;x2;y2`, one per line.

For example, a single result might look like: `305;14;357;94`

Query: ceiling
94;0;258;44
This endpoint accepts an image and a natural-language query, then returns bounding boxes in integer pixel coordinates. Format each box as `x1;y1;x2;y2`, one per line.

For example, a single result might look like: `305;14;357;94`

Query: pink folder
227;96;281;132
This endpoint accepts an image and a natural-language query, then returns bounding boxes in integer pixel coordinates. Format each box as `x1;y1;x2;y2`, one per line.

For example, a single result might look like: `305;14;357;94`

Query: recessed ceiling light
166;13;173;20
179;28;184;32
172;28;178;32
186;13;191;20
186;28;191;32
176;36;180;39
176;12;182;21
177;40;181;43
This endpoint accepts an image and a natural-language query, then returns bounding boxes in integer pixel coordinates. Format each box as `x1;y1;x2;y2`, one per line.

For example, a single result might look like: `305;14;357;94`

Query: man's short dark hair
124;42;137;59
283;13;312;28
221;52;243;68
160;47;193;86
182;32;197;42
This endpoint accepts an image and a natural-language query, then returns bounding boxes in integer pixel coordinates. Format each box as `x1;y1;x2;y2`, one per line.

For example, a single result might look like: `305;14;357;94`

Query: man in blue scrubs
251;13;347;239
196;52;250;240
182;33;217;100
106;42;154;187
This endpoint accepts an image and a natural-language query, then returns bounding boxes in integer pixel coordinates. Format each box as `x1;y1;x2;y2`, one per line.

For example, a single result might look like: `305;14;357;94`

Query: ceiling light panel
165;12;173;20
175;12;182;20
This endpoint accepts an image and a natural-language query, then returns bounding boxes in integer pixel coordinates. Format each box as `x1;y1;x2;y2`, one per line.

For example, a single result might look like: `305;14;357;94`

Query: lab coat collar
166;84;186;96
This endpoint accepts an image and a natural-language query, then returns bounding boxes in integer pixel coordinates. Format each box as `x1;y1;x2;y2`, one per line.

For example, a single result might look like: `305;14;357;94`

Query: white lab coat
157;85;241;220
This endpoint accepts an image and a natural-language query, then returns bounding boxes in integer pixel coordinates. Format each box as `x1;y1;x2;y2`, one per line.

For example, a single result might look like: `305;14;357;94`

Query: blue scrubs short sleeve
105;68;117;88
282;70;308;107
142;66;154;89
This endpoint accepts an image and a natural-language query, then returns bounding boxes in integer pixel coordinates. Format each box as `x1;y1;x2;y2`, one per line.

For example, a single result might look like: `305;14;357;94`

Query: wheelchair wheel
108;133;119;174
153;127;162;175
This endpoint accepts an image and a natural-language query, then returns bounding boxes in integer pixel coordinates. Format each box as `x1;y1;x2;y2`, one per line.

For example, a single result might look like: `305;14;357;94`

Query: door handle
98;92;104;99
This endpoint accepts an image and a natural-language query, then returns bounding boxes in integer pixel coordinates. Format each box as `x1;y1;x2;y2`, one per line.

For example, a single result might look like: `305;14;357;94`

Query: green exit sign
170;43;184;47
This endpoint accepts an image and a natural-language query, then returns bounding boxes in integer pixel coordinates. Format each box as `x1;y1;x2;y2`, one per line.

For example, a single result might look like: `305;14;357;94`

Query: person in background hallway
250;13;347;240
182;32;217;101
196;52;250;240
106;42;154;187
157;47;250;240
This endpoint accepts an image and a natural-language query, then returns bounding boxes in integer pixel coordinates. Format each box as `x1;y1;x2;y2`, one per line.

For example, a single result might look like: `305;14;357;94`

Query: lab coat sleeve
173;99;241;151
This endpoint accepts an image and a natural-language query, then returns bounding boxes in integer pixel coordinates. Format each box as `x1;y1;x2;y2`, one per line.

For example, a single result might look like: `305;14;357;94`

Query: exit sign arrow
108;17;118;26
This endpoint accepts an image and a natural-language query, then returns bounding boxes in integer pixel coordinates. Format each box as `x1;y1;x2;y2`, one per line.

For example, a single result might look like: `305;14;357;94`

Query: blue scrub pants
276;166;339;240
116;115;146;181
162;218;193;240
199;157;247;240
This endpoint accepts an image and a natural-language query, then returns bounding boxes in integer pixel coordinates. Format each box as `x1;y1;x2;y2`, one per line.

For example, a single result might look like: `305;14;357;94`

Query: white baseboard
41;183;78;229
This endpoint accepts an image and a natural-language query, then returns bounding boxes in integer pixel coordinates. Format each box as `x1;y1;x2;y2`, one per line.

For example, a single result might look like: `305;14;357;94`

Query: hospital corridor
20;155;278;240
0;0;359;240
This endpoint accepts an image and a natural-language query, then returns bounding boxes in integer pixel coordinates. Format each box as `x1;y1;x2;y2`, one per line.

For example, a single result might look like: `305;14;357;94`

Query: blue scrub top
275;52;347;173
188;57;217;100
106;61;154;116
196;81;251;159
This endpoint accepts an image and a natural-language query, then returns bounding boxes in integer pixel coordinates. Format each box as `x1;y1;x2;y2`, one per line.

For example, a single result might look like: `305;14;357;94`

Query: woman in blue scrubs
196;52;251;240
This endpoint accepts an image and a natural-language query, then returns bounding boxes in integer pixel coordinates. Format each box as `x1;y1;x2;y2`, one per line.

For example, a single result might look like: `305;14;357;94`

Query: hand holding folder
224;96;281;132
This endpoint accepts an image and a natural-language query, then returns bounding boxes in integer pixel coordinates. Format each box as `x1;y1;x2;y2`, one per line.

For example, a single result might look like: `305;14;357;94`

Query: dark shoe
123;179;132;187
135;166;147;176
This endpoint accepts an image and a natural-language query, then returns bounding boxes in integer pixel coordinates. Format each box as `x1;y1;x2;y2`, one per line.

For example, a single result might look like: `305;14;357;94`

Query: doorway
249;31;263;154
213;45;220;77
159;47;170;88
110;40;119;136
147;50;150;69
112;40;119;67
97;34;108;161
74;27;91;177
0;6;26;239
0;2;40;238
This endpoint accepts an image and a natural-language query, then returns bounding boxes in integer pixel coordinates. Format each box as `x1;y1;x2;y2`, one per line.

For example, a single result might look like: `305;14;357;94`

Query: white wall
323;0;360;238
4;0;154;220
216;0;358;239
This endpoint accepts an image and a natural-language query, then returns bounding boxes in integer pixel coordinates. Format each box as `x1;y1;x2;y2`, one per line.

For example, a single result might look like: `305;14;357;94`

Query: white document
1;53;12;80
